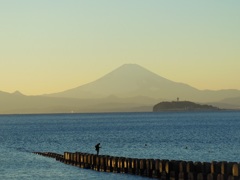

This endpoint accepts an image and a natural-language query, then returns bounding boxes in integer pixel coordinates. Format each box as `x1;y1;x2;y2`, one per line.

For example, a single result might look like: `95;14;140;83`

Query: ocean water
0;111;240;179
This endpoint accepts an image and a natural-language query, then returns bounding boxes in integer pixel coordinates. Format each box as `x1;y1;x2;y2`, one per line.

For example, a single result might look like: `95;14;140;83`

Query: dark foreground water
0;111;240;179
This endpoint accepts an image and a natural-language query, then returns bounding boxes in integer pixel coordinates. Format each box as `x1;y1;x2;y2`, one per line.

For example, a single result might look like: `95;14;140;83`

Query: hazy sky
1;1;240;95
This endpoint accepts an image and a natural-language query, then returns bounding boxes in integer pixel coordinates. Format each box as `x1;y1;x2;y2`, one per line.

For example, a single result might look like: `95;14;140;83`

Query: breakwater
33;152;240;180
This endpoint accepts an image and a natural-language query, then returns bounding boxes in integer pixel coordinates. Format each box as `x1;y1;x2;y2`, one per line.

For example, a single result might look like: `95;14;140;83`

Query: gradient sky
1;1;240;95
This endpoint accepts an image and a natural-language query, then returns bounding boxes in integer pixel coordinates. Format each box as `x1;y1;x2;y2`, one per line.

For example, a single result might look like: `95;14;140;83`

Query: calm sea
0;111;240;179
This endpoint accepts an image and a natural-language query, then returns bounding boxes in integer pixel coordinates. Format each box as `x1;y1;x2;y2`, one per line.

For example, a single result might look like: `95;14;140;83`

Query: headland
153;101;220;112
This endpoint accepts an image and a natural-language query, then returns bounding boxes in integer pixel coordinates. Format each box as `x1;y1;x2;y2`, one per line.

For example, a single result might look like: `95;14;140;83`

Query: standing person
95;143;101;155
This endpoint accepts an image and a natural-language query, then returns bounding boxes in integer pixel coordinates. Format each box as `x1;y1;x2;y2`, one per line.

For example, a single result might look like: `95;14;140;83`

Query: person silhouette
95;143;101;155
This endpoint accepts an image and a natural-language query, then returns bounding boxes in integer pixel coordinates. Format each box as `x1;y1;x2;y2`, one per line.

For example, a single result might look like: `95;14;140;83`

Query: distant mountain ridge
48;64;240;103
1;64;240;114
49;64;198;99
49;64;177;98
0;91;157;114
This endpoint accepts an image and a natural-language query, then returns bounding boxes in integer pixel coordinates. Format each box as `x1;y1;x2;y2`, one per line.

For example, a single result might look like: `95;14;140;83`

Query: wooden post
87;154;92;169
211;161;221;174
161;160;170;180
64;152;70;164
75;152;80;167
123;158;129;173
106;156;112;172
118;157;124;173
70;153;74;165
186;161;196;179
232;163;239;177
83;153;90;169
203;162;211;175
129;158;136;174
91;154;96;170
139;159;146;176
134;159;140;175
169;160;180;180
112;157;119;173
146;159;155;177
179;161;187;180
99;156;106;172
94;155;100;171
153;159;160;178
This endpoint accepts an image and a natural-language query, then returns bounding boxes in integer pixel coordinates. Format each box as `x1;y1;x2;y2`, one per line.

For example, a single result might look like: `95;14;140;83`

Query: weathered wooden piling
106;156;112;172
123;158;129;173
129;158;136;174
112;156;118;172
33;151;240;180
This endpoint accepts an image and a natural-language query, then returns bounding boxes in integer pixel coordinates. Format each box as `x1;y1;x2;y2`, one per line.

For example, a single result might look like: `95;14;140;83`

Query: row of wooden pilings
33;152;240;180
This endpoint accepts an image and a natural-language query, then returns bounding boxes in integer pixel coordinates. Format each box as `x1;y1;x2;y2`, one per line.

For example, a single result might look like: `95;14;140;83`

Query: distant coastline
153;101;220;112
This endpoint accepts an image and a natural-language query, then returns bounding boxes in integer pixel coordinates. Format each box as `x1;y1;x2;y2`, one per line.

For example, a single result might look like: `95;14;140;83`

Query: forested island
153;101;220;112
